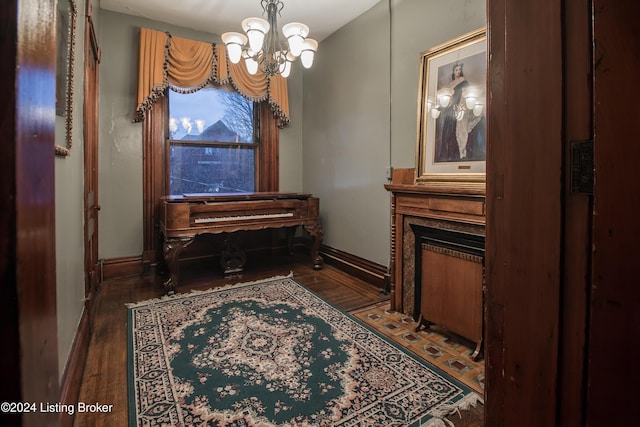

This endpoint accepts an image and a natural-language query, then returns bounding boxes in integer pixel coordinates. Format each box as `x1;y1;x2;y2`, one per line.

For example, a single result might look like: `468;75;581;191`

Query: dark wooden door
0;1;60;426
587;1;640;425
84;3;101;327
487;1;640;425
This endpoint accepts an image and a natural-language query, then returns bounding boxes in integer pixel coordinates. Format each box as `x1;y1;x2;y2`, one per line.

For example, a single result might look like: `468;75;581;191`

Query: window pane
169;145;255;195
169;87;255;143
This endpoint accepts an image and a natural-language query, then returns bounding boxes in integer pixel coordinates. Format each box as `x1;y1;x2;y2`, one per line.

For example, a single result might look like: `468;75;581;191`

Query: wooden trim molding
142;101;167;267
104;243;386;292
58;309;90;427
319;244;387;289
257;102;279;192
102;256;144;281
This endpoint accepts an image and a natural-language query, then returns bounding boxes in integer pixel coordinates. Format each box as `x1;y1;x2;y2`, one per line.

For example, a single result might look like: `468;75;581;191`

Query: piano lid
162;192;312;203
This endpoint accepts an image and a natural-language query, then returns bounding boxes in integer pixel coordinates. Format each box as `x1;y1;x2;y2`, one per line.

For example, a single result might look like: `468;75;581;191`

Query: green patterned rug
127;275;481;426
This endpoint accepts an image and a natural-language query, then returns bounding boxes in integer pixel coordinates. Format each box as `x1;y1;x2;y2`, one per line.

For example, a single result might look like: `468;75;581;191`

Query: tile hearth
352;303;485;395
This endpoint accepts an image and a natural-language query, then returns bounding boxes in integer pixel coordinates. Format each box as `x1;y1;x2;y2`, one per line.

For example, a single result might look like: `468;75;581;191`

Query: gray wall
303;0;486;266
303;1;391;266
390;0;487;167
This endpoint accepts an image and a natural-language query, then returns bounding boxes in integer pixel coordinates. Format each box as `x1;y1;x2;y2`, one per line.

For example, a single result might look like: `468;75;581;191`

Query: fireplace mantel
384;169;486;314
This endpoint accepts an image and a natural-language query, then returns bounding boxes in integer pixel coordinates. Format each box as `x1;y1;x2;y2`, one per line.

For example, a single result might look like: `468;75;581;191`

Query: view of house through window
168;86;257;195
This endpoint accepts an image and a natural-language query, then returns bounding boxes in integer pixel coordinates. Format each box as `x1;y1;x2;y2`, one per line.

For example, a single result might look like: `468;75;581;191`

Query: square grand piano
160;192;324;294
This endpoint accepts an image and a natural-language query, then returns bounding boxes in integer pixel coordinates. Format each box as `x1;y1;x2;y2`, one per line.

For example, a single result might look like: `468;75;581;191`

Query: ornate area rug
127;275;481;426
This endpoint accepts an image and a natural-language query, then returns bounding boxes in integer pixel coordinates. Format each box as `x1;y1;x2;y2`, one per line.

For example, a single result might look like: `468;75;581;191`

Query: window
167;86;258;195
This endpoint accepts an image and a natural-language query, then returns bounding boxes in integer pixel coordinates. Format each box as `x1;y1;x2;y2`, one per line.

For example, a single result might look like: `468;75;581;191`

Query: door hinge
571;140;594;194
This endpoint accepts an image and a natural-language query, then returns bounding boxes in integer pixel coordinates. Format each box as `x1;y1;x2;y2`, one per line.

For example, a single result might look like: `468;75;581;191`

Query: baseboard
102;255;144;280
58;308;90;427
102;246;389;291
318;244;388;289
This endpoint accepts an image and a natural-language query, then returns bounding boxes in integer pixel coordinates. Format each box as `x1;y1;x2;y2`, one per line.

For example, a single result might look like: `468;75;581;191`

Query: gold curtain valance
134;27;289;126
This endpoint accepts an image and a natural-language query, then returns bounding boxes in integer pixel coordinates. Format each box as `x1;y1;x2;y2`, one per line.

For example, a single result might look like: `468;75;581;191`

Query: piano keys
160;192;324;294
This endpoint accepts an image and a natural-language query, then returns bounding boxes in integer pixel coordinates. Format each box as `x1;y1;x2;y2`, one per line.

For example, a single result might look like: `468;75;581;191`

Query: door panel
587;1;640;425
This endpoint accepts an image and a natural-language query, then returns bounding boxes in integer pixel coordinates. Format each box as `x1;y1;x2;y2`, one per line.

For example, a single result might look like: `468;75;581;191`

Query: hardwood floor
73;253;483;426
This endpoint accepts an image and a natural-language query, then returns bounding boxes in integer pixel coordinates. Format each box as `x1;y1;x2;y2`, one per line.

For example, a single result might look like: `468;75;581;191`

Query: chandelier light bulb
279;59;292;78
282;22;309;57
473;103;484;116
437;87;453;108
169;117;178;133
243;51;259;75
278;51;297;77
437;88;453;108
431;108;441;119
242;17;270;52
287;52;297;76
427;97;435;112
300;39;318;68
465;96;477;110
221;32;248;64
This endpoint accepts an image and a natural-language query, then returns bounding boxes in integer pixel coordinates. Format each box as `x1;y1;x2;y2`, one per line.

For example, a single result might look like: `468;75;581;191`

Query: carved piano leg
304;222;324;270
163;236;194;295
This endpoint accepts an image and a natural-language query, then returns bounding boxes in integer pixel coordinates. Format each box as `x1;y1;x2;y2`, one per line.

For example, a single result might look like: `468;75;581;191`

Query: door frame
83;0;101;325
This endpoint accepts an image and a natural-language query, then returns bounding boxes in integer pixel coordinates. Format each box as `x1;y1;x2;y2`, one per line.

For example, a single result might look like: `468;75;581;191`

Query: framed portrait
415;28;487;187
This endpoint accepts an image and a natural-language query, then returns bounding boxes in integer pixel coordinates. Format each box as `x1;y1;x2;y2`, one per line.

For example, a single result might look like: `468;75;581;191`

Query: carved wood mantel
384;169;486;314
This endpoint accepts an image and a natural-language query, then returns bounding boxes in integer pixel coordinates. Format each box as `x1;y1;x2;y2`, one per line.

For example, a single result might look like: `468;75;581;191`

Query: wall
96;11;305;260
303;1;390;266
303;0;486;266
55;0;99;379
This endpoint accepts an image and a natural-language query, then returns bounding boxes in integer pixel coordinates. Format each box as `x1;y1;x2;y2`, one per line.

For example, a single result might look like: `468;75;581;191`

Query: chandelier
221;0;318;78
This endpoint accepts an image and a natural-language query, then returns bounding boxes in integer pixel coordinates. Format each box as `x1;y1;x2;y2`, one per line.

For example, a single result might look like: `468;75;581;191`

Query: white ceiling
100;0;382;42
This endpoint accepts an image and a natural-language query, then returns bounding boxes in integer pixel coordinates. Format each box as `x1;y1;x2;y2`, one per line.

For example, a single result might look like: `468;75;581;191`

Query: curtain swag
134;27;290;127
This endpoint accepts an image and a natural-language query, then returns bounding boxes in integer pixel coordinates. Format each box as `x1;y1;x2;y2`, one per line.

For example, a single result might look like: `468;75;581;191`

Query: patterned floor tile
352;303;485;395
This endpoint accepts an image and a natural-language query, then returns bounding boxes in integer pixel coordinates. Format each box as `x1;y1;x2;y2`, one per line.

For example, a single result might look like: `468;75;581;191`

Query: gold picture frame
415;28;487;188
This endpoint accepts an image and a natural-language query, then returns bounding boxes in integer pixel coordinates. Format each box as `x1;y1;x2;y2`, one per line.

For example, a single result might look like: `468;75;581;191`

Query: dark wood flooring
73;253;483;426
